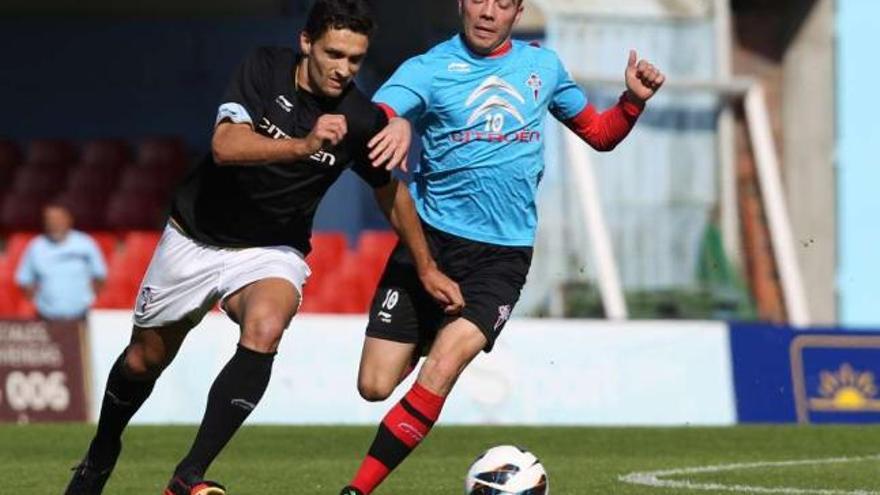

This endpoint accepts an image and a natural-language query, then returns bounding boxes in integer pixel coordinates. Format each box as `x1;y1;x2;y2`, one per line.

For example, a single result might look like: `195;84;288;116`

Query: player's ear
299;31;312;57
458;0;464;16
513;1;525;25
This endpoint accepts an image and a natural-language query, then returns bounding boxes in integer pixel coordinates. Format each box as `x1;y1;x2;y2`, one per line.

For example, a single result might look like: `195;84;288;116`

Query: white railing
569;74;811;325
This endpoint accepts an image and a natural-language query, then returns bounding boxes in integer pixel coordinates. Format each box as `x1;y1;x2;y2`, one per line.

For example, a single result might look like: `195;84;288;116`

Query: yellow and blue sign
731;323;880;423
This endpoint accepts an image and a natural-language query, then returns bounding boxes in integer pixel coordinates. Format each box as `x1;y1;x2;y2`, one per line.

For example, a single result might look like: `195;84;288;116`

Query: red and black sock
350;383;446;494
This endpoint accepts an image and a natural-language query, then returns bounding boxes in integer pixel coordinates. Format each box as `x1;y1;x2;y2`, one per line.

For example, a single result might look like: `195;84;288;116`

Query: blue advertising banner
730;323;880;424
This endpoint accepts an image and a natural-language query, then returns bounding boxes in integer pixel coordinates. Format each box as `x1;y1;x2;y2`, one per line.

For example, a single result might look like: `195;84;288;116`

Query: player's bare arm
368;116;411;171
212;114;347;166
373;180;464;314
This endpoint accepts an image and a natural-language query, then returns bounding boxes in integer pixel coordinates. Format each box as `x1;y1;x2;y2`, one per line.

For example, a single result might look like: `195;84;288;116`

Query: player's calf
415;320;486;396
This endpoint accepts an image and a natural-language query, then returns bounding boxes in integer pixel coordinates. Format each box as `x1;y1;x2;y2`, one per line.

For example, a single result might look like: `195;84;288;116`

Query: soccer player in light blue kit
341;1;665;493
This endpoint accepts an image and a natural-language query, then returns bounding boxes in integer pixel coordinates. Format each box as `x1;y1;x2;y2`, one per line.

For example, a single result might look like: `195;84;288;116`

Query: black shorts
366;222;532;353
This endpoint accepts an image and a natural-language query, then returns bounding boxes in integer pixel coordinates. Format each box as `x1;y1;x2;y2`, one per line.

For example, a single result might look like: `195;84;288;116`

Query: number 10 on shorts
378;289;399;323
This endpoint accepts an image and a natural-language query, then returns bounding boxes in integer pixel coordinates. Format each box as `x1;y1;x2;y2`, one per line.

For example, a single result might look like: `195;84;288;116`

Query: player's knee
358;378;395;402
420;353;465;390
123;344;167;379
241;313;290;353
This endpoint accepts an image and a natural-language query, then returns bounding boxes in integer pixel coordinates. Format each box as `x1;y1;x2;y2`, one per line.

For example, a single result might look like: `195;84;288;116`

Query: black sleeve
350;102;393;189
216;47;272;126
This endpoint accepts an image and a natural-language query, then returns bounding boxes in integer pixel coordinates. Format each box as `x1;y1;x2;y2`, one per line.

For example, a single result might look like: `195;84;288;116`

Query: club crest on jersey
275;95;294;112
526;73;542;102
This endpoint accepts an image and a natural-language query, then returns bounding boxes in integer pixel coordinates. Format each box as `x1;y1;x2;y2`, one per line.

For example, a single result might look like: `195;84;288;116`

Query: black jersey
171;47;391;255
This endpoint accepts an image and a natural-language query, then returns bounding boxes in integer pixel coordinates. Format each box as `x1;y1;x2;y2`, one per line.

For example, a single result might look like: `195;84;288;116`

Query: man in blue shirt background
15;201;107;321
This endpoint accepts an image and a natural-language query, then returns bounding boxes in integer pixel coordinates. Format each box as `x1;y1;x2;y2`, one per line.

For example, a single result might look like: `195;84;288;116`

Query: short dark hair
304;0;376;41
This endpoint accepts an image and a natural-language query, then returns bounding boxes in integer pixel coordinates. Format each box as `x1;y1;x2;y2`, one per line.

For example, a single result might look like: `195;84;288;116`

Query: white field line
619;454;880;494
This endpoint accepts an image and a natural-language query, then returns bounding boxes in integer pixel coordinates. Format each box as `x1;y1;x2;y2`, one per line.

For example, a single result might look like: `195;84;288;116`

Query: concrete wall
782;0;836;324
733;0;837;324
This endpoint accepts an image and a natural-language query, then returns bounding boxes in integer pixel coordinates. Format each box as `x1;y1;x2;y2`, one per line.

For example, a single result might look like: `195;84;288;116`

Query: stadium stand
25;139;77;168
0;232;38;318
11;164;68;198
1;191;48;232
0;137;400;316
81;139;131;168
104;191;167;230
66;162;123;198
0;140;21;188
54;190;108;231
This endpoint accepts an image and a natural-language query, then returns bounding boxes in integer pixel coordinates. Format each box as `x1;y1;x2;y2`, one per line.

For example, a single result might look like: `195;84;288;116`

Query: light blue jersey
15;231;107;319
375;35;588;246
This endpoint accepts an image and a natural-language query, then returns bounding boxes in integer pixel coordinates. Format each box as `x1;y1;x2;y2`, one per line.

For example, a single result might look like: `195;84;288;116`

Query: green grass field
3;424;878;494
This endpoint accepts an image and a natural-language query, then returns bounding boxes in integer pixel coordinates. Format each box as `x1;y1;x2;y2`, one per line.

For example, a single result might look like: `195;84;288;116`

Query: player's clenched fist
305;114;348;154
624;50;665;103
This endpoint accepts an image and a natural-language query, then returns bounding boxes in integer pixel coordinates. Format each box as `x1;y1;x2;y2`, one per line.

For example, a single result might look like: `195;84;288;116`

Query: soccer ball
465;445;549;494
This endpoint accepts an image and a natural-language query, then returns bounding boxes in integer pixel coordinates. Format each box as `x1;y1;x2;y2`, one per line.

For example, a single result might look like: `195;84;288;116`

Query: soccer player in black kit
64;1;463;494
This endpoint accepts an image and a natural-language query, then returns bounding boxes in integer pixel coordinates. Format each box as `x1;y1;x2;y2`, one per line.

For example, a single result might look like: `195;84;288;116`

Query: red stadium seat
357;230;398;262
94;256;139;309
25;139;77;168
11;165;68;196
0;271;35;319
307;232;348;272
0;193;48;231
121;231;160;268
356;230;397;285
81;139;130;168
0;276;18;317
14;295;37;319
90;231;119;266
137;136;187;167
299;289;335;314
0;233;38;316
52;191;108;231
66;162;122;195
305;232;349;300
117;164;176;197
0;140;22;169
2;232;38;268
0;140;21;189
135;137;190;189
317;252;374;313
94;231;159;309
105;193;166;230
0;162;17;191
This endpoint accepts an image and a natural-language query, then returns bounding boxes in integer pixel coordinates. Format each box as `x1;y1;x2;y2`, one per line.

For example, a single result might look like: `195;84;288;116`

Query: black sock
87;350;156;468
174;345;275;480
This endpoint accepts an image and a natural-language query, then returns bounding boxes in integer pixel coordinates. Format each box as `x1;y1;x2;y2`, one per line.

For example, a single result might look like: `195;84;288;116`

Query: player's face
300;28;369;98
459;0;524;55
43;206;73;242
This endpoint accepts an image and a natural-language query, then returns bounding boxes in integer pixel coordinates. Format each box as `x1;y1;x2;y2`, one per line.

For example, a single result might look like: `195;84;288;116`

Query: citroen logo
465;76;526;127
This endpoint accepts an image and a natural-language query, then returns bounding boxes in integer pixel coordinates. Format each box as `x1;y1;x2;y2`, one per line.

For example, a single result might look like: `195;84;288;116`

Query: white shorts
132;223;311;328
